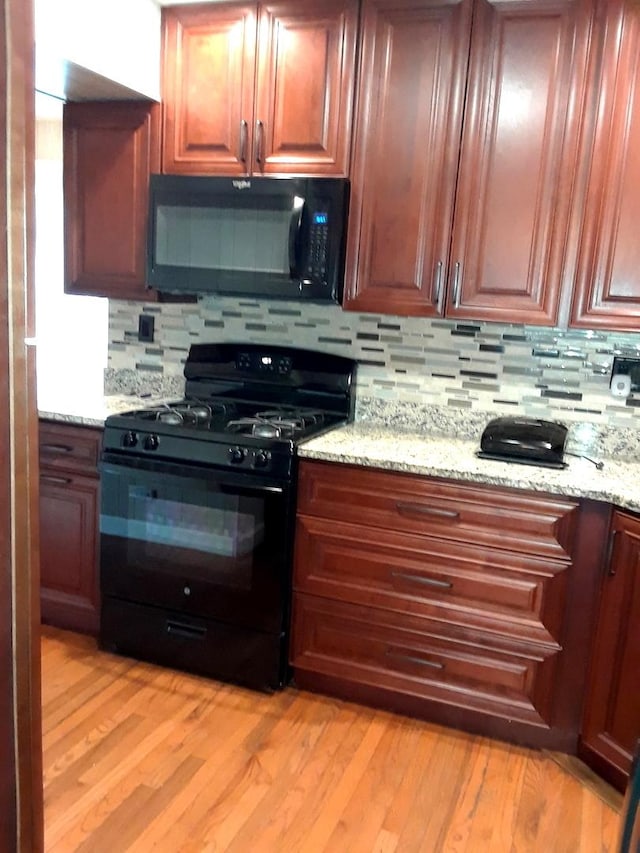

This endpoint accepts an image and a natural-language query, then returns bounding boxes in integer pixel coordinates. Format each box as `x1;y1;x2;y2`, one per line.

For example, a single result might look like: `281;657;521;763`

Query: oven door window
100;462;290;633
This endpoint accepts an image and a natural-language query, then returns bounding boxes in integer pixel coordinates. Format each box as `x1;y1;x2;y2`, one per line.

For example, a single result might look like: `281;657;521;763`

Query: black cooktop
102;343;357;476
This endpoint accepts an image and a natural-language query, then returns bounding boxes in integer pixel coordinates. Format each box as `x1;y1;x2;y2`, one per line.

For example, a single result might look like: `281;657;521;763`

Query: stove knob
253;450;271;468
144;434;159;451
229;446;245;464
122;431;138;448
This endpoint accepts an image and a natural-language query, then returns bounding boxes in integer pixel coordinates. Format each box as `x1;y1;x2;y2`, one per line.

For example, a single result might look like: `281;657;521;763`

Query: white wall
35;0;161;100
35;94;109;404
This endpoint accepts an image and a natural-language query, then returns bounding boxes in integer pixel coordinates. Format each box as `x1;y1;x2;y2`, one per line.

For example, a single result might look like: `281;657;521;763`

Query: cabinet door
64;102;160;300
580;510;640;791
39;472;99;635
162;3;257;175
344;0;472;316
254;0;357;176
570;0;640;330
448;0;593;324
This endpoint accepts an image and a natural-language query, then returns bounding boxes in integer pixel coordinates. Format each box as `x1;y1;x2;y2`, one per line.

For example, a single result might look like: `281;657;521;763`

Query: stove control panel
236;351;292;376
228;445;272;470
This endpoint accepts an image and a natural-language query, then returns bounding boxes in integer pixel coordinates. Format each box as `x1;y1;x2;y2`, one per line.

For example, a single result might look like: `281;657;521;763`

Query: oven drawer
101;596;286;692
293;515;568;644
297;461;579;560
291;593;559;728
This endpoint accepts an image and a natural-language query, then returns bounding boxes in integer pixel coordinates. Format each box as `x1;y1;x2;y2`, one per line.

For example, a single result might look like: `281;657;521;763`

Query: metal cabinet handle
395;501;460;521
41;443;73;454
606;529;619;576
255;120;264;166
452;261;462;308
391;571;453;590
239;119;248;163
40;474;72;485
434;260;444;312
386;650;444;670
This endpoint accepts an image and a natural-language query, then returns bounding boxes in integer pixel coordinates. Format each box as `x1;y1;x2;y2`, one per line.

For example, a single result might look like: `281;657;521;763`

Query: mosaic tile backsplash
107;296;640;433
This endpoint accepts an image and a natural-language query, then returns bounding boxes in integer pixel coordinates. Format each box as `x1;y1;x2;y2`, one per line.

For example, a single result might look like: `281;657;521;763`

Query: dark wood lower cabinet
39;421;101;634
580;509;640;792
291;460;610;754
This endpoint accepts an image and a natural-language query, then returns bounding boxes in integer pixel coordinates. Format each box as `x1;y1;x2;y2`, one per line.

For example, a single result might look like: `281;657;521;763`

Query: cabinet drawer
298;461;579;560
39;421;101;474
291;593;559;728
294;516;568;645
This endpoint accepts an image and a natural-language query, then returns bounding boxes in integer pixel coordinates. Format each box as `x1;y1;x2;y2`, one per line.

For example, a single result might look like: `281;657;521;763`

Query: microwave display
147;175;349;303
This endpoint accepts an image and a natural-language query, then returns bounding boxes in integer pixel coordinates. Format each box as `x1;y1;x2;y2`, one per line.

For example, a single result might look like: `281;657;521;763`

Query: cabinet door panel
40;473;99;634
449;0;592;324
162;4;257;174
343;0;472;315
291;593;559;728
298;461;579;560
64;102;160;299
39;422;101;474
581;510;640;790
570;0;640;329
294;514;569;645
255;1;357;175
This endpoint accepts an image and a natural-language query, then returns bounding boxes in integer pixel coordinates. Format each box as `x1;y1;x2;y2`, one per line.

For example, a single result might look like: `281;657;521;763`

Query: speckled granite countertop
38;384;640;513
298;422;640;513
37;393;179;428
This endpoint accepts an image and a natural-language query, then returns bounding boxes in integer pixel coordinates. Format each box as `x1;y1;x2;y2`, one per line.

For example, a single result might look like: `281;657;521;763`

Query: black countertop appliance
477;416;568;469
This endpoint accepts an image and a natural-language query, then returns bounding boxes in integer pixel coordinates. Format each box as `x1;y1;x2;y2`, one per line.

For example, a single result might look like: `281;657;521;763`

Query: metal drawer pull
391;571;453;590
386;650;444;670
395;501;460;521
239;119;248;162
41;443;74;454
40;474;72;485
255;120;264;165
166;620;206;640
434;260;443;310
452;261;462;308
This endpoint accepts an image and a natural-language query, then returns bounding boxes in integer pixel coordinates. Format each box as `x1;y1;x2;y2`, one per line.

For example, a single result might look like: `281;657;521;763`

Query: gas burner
227;409;326;439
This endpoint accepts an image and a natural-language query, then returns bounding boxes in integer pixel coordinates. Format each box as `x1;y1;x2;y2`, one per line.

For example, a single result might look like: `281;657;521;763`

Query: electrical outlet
611;356;640;392
138;314;155;343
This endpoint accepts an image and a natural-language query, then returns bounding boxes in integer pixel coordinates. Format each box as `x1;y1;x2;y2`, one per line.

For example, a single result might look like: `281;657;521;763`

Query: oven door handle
219;483;284;496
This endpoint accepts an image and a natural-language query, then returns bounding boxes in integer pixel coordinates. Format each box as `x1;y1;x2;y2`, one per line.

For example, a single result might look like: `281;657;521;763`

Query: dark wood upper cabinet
161;0;358;176
580;509;640;792
569;0;640;330
344;0;472;316
344;0;595;323
64;101;160;300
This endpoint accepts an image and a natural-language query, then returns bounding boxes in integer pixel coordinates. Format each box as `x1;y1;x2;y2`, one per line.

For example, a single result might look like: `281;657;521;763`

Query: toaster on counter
477;416;568;469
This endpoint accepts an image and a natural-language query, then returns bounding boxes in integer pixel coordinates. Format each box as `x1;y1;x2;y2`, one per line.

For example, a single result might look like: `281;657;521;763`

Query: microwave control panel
306;209;330;283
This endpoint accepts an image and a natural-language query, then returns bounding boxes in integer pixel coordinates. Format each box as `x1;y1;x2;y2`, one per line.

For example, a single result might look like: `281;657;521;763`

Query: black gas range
99;343;356;691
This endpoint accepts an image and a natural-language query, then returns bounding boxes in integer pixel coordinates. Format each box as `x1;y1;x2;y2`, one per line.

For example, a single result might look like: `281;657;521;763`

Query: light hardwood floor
41;625;622;852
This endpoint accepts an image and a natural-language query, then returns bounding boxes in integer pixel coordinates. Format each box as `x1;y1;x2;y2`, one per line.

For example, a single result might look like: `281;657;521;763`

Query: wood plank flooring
41;625;623;852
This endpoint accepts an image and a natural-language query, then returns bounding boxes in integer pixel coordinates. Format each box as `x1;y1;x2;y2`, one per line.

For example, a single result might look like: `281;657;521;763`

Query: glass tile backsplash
107;297;640;429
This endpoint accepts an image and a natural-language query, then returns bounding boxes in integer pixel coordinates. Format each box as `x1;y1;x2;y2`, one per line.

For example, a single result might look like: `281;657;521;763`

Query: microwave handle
288;200;304;278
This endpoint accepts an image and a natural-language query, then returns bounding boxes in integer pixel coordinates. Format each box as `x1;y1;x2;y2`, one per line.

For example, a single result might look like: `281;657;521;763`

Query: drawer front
294;516;568;644
39;421;101;474
291;594;559;728
298;461;579;560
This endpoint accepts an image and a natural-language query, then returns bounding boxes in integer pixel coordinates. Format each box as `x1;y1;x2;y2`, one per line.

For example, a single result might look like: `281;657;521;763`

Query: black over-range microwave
146;175;350;303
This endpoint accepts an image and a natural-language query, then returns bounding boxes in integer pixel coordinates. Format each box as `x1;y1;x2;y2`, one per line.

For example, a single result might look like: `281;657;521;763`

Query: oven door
99;454;293;635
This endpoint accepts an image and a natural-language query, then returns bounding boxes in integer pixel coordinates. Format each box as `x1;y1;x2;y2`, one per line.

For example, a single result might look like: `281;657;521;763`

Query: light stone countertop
37;393;179;428
38;388;640;513
298;422;640;513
